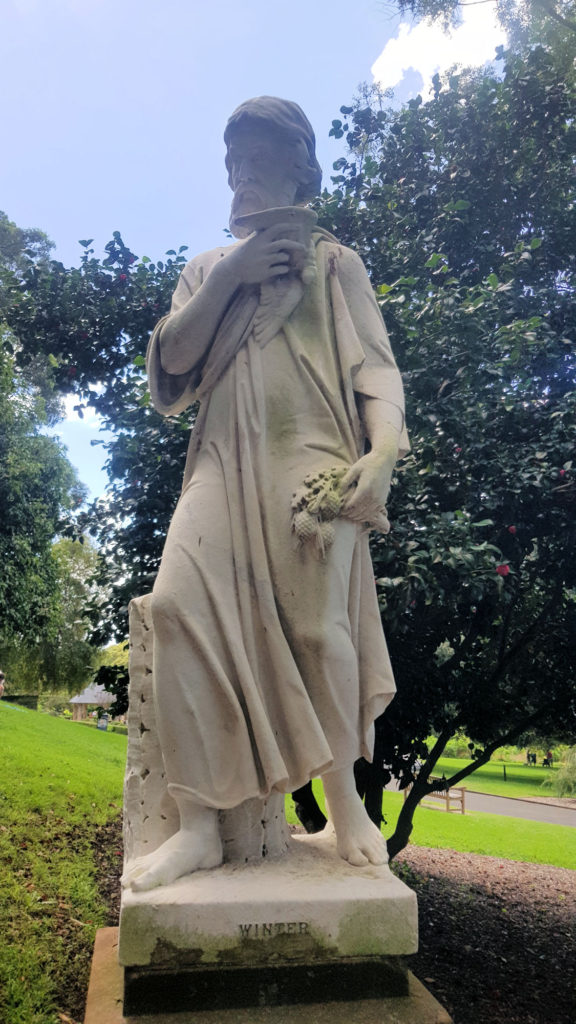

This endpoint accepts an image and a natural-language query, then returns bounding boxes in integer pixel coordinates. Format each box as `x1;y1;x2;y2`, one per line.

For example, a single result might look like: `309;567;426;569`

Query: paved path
464;790;576;827
387;783;576;827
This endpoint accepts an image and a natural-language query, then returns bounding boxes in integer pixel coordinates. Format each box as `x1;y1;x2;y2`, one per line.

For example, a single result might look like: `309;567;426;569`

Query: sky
1;0;505;499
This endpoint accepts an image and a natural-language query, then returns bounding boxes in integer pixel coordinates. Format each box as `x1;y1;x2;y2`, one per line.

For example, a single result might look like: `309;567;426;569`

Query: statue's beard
230;183;289;238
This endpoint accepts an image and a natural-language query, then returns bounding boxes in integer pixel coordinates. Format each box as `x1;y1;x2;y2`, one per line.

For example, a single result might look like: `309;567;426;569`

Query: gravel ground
396;845;576;1024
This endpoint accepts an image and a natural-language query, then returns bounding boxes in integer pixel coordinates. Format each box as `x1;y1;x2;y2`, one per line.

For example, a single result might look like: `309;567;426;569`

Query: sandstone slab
119;830;418;970
85;928;452;1024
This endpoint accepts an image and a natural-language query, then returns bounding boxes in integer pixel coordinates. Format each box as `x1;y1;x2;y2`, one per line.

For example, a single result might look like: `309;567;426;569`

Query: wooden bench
403;778;466;814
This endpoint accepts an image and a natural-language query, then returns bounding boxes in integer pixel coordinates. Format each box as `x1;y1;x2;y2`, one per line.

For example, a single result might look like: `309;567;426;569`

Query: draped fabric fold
146;233;408;808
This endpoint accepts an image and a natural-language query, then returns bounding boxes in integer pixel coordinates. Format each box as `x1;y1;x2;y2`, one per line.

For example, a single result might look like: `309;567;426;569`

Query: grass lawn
0;701;126;1024
1;703;573;1024
286;782;576;871
433;756;559;800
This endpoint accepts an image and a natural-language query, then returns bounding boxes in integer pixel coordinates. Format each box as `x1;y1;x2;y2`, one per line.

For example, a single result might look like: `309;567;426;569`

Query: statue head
224;97;322;234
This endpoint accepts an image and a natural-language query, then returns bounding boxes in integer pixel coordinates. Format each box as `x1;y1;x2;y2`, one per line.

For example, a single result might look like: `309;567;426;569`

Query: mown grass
0;702;126;1024
286;780;576;870
434;756;559;800
2;702;573;1023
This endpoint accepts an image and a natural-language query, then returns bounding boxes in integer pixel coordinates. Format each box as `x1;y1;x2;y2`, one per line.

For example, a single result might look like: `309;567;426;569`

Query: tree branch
487;586;563;689
431;0;576;32
536;0;576;32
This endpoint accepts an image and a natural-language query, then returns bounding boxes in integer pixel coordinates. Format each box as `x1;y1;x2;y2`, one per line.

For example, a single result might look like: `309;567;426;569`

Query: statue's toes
345;846;369;867
121;866;143;889
131;869;162;892
121;855;155;889
367;847;387;866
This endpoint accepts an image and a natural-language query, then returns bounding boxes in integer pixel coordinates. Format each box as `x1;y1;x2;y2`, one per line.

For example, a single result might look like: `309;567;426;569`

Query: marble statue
121;97;409;893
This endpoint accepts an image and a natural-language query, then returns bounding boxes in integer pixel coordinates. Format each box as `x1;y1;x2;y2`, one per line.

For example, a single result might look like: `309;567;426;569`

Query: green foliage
551;746;576;796
0;347;87;681
3;231;192;639
0;211;61;424
37;692;74;716
0;214;94;691
392;0;576;46
0;210;53;272
92;662;130;717
94;641;129;669
313;41;576;854
92;644;130;716
0;702;125;1024
0;534;101;694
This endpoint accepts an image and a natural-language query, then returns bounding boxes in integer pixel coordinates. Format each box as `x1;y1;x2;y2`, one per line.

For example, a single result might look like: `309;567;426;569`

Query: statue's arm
336;246;408;449
157;257;244;376
341;397;402;531
336;248;408;529
158;225;307;376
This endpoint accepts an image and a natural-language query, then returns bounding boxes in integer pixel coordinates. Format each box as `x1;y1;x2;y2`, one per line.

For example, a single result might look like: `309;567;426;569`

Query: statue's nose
235;158;258;186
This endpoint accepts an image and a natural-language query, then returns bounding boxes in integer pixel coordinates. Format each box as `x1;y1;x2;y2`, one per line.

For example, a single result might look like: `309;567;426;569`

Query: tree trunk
291;781;327;833
386;784;423;861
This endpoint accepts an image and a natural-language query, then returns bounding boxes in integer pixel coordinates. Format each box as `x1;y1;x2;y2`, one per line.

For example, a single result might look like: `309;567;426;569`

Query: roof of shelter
69;683;115;705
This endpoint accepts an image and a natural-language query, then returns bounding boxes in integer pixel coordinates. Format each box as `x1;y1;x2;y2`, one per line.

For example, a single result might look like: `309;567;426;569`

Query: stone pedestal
119;830;418;1015
85;928;453;1023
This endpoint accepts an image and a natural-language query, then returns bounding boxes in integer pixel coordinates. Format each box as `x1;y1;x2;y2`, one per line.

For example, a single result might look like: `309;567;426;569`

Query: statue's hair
224;96;322;203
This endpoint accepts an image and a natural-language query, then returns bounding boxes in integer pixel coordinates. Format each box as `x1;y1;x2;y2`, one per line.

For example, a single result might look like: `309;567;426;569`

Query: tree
315;39;576;854
0;210;53;273
0;346;88;687
47;537;103;691
3;231;192;640
389;0;576;41
0;211;61;423
2;538;103;693
0;216;92;689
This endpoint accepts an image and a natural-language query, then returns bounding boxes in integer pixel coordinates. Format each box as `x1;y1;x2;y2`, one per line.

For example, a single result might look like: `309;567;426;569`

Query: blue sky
1;0;504;499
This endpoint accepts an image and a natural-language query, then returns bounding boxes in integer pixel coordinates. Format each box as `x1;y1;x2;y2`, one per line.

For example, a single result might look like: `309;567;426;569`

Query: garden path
464;790;576;827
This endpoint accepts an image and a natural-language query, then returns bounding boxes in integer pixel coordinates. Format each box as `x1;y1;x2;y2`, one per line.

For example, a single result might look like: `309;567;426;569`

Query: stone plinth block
86;928;453;1024
119;830;418;971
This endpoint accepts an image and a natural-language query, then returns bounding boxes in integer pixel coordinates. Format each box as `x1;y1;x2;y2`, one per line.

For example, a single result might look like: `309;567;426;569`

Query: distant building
69;683;115;721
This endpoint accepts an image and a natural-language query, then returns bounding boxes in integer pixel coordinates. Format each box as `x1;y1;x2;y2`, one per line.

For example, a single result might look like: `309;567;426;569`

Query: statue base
119;830;418;1015
86;928;452;1023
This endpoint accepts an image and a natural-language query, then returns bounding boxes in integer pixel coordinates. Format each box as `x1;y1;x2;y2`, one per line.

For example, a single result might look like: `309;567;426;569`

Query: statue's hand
340;445;398;532
223;224;306;286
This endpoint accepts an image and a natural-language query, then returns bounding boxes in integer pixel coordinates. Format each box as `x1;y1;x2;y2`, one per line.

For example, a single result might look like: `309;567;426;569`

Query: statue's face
227;123;302;222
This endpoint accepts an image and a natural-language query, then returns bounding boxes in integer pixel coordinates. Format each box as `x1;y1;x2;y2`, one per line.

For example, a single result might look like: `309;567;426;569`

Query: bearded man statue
122;97;409;892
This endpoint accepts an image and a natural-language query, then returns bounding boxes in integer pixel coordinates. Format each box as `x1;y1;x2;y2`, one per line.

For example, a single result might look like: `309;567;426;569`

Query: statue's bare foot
322;767;389;868
121;806;222;891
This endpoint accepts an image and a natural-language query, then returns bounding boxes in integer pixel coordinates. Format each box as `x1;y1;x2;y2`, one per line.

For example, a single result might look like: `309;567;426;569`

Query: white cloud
62;393;103;428
372;8;507;97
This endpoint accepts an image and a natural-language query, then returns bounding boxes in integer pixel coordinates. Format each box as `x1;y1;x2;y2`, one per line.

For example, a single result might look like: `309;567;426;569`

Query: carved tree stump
124;595;290;868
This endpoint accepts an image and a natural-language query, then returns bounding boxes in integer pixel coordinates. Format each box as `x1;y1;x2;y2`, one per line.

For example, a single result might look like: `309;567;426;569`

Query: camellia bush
315;43;576;853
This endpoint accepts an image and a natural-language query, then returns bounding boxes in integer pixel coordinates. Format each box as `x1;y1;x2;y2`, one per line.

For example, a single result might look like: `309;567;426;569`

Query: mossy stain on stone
221;923;339;966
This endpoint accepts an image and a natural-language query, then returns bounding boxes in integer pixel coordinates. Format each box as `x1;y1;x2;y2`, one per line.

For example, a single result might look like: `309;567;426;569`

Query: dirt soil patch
90;819;575;1024
396;845;575;1024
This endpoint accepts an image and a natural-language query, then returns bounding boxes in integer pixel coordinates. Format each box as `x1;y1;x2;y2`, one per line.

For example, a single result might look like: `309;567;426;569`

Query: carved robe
146;231;408;809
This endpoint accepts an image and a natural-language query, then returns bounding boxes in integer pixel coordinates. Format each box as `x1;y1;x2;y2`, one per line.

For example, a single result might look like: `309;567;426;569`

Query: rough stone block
119;830;418;971
85;927;452;1024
